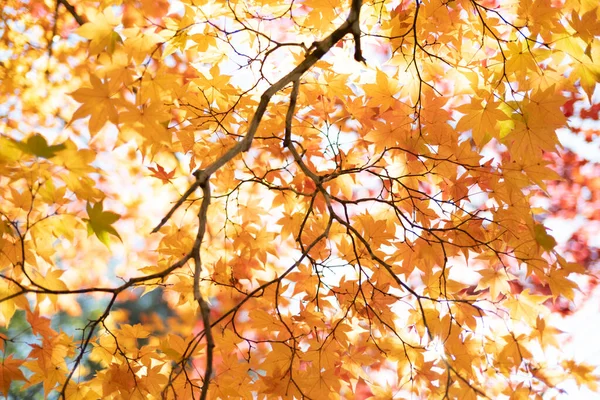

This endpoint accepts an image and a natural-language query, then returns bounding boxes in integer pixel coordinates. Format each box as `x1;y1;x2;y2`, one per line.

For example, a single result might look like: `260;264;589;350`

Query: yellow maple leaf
544;268;578;301
562;359;600;391
497;333;533;371
76;8;123;55
122;28;164;64
192;65;237;110
572;59;600;100
505;289;550;324
119;102;172;145
504;119;560;162
515;0;558;39
504;160;562;191
455;97;510;146
533;316;562;349
476;267;512;300
140;70;182;103
119;323;152;339
363;69;402;112
0;280;18;326
526;86;567;131
248;309;281;331
97;49;135;86
70;75;121;134
505;41;539;76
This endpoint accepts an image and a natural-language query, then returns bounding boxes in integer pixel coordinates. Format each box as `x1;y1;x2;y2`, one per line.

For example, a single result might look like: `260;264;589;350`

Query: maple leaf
0;280;19;326
505;290;550;324
70;75;121;134
505;120;559;162
84;201;122;247
286;263;318;298
363;69;402;112
76;8;123;55
504;160;562;191
38;269;69;294
533;316;562;349
24;333;72;395
27;308;57;338
354;212;396;247
504;41;539;76
64;382;101;400
160;7;198;57
525;86;567;131
572;58;600;100
0;355;27;396
159;334;188;360
544;268;578;301
363;111;412;153
563;359;600;391
248;309;281;331
148;163;175;183
14;134;66;159
276;211;304;239
192;65;237;110
122;28;164;64
514;0;558;40
533;223;557;251
119;323;151;339
120;101;172;145
476;267;511;300
455;97;510;146
569;9;600;42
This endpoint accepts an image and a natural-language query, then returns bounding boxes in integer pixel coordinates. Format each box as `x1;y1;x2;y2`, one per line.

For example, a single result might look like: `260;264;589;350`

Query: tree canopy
1;0;599;398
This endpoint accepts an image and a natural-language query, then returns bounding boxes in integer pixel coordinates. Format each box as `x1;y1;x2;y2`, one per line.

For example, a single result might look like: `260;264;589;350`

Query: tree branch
150;3;366;397
57;0;86;26
151;0;365;233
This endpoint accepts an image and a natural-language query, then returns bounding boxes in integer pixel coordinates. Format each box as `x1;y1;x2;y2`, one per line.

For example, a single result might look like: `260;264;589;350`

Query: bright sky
555;283;600;399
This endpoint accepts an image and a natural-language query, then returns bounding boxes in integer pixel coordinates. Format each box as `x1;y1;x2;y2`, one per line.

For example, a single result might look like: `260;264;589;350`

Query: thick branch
197;296;214;400
190;180;214;400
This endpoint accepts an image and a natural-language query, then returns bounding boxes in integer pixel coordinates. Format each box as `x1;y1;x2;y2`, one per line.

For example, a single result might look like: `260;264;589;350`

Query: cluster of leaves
1;0;600;398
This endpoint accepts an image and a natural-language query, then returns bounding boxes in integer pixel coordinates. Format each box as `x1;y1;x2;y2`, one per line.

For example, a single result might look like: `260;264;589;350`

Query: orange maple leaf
26;308;57;338
148;163;175;184
0;355;27;396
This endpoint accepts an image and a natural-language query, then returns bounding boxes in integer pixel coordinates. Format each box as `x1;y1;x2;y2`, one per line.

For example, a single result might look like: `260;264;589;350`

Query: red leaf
148;163;175;184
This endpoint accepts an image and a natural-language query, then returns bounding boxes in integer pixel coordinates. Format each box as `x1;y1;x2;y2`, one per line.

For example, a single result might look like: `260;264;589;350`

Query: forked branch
151;1;367;398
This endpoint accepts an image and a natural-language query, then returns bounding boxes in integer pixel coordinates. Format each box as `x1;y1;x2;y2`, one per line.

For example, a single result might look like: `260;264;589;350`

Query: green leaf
84;201;122;247
534;224;557;251
16;134;66;159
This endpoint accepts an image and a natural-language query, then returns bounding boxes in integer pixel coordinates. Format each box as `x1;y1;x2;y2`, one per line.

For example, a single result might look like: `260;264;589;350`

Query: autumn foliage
1;0;600;398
